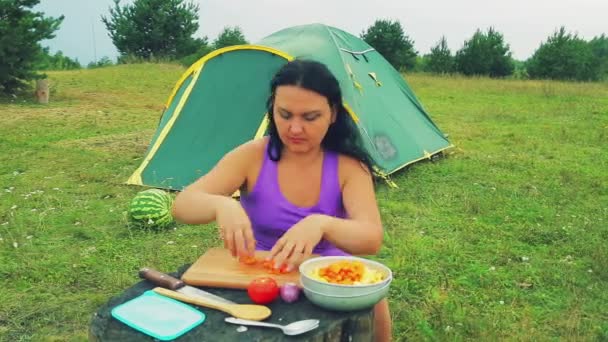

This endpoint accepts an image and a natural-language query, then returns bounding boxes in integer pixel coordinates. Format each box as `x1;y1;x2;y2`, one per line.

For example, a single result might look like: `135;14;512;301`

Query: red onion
280;282;300;303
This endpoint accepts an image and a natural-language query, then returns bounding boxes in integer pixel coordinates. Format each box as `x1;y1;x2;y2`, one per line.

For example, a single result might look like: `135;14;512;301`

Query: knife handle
139;267;184;290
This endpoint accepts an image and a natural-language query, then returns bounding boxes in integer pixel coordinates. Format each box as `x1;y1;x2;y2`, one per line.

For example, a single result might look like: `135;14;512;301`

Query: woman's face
272;85;336;155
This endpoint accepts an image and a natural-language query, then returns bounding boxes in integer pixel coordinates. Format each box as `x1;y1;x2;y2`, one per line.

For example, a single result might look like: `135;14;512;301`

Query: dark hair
265;59;375;173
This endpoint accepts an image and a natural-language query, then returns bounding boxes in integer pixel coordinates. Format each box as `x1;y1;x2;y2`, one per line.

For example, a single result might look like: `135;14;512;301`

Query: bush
87;57;114;69
213;26;248;50
179;26;247;67
179;45;214;67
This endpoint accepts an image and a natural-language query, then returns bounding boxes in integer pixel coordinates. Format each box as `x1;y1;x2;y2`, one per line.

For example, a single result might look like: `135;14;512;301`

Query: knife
138;267;236;305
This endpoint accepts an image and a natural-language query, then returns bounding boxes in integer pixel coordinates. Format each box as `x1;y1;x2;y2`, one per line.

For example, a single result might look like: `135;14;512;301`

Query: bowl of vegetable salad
298;256;392;311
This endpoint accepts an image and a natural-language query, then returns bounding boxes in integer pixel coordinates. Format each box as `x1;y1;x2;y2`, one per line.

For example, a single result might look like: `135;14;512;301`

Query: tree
102;0;201;60
38;48;81;70
527;27;598;81
213;26;248;50
589;34;608;80
455;27;514;77
361;19;417;71
0;0;63;94
424;36;454;74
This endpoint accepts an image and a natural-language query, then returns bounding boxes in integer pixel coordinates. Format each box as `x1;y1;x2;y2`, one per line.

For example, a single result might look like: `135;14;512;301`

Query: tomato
247;277;279;304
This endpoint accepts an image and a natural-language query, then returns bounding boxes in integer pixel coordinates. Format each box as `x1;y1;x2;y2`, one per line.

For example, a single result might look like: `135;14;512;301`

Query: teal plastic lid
111;290;205;340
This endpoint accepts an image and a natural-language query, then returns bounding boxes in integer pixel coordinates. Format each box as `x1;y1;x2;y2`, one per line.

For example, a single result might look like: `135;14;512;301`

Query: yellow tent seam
127;68;203;186
368;145;456;188
389;144;456;175
165;63;201;108
128;45;295;186
342;102;360;123
166;45;293;108
323;25;366;128
254;115;270;139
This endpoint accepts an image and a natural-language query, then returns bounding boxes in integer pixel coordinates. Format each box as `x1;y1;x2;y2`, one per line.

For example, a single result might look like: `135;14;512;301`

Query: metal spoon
225;317;320;335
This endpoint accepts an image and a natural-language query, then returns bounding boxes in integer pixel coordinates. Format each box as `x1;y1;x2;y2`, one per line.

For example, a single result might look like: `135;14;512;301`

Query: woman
172;59;392;341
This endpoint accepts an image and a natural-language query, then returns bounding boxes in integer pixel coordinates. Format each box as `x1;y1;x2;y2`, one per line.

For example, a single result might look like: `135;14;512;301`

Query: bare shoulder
337;154;373;189
227;137;267;164
239;137;267;190
249;136;268;153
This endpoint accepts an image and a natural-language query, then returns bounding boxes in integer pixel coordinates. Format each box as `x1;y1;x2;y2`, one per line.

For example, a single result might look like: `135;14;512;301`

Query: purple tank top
240;146;350;256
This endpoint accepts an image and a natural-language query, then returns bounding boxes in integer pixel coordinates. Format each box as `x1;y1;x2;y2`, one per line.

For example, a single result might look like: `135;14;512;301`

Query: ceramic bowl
301;281;391;311
298;256;392;310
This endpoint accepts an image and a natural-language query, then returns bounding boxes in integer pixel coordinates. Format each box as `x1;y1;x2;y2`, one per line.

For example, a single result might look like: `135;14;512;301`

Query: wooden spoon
153;287;271;321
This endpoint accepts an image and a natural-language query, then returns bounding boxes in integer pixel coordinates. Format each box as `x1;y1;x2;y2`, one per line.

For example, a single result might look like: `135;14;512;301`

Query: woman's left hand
267;214;327;272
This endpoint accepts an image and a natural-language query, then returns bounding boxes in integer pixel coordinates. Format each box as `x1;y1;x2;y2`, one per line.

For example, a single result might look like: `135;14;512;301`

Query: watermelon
129;188;175;229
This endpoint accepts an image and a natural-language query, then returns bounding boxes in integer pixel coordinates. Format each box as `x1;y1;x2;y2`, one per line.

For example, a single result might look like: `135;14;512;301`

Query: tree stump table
89;264;375;341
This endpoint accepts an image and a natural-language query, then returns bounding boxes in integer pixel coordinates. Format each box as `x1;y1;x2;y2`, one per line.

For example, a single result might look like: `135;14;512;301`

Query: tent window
373;134;397;160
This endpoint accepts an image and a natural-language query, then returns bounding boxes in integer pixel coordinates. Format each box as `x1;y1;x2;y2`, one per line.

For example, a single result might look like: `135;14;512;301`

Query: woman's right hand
215;197;256;258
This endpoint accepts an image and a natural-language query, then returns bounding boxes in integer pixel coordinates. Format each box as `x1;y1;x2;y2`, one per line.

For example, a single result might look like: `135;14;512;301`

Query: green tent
128;23;452;191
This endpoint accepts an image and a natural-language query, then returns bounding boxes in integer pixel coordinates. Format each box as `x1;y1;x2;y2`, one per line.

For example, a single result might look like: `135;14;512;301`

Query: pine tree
361;19;418;71
102;0;202;60
455;27;514;77
0;0;63;94
425;36;454;74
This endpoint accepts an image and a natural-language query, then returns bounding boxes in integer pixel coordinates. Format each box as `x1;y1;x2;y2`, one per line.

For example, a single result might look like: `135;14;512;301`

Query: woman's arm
171;140;262;257
172;142;252;224
318;158;384;255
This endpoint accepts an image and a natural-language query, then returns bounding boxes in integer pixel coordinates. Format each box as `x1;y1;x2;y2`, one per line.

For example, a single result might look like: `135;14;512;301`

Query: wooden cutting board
181;247;318;289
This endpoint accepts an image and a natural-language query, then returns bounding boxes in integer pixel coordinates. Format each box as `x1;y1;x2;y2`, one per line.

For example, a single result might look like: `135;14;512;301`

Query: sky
36;0;607;65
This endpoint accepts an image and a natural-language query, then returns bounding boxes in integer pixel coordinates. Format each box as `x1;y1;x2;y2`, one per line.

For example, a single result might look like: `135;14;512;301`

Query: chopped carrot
316;260;367;284
240;255;258;265
238;258;293;274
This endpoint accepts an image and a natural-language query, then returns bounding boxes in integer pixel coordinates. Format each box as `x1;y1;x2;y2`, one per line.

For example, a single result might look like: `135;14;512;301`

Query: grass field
1;64;607;341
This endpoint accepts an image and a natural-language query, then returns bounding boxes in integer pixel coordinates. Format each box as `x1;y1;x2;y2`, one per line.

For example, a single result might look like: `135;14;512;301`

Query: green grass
1;65;607;341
